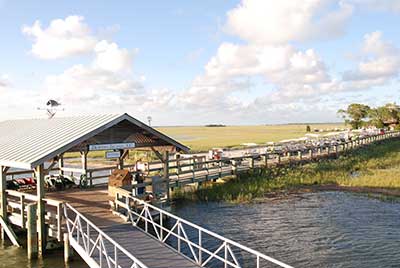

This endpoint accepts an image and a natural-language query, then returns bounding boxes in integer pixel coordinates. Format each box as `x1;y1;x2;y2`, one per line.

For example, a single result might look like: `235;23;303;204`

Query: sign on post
88;143;135;151
105;151;121;159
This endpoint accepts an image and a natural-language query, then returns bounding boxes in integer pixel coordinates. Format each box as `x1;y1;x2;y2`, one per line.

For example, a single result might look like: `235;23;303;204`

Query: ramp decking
48;187;199;268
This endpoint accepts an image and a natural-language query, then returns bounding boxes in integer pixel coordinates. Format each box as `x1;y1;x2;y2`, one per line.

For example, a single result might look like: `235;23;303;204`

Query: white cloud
22;15;97;59
351;0;400;13
45;65;141;102
93;40;136;72
343;31;400;84
0;74;10;89
178;41;333;111
225;0;353;45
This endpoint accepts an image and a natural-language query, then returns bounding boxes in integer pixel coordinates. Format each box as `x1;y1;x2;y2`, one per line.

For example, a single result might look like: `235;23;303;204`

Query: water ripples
171;191;400;268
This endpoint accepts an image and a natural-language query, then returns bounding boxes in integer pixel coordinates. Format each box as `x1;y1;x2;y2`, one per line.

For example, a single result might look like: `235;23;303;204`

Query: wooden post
117;149;125;170
249;157;254;169
0;166;7;230
58;154;64;176
309;149;313;160
64;233;73;264
35;164;45;258
264;153;268;168
27;203;37;259
298;151;302;161
81;151;88;174
163;151;170;201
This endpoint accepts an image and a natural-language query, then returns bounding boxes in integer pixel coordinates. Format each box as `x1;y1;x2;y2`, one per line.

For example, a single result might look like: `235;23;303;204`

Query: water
171;191;400;268
1;191;399;267
0;243;87;268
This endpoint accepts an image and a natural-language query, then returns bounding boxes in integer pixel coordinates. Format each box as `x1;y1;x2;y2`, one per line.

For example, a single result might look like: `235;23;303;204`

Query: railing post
264;153;268;168
178;222;181;253
57;203;62;242
224;242;228;268
198;229;202;265
249;157;254;169
21;195;26;228
160;211;164;241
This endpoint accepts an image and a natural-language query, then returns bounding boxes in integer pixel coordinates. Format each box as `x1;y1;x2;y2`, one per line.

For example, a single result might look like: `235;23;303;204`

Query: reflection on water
1;191;399;268
171;191;400;268
0;242;87;268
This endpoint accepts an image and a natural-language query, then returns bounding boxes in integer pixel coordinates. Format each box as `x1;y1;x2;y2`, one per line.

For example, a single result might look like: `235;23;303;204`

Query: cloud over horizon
0;1;399;124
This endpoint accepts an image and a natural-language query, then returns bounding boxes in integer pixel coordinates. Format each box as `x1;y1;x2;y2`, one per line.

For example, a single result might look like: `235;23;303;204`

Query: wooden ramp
48;188;199;268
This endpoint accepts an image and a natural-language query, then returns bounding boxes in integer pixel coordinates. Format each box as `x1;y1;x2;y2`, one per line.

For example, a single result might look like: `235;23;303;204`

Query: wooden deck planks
48;187;199;268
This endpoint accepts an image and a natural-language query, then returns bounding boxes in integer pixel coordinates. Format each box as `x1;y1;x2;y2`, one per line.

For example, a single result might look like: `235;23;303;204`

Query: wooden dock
3;132;399;268
48;187;200;268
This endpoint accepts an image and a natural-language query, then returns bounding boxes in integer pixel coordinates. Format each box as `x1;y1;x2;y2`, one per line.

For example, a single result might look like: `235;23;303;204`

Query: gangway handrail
114;190;293;268
64;203;148;268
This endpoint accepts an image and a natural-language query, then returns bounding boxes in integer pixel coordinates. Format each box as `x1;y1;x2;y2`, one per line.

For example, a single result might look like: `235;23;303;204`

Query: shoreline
257;184;400;203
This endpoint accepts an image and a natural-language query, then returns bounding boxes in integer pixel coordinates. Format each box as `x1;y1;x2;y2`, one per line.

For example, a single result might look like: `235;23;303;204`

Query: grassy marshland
157;124;343;152
173;139;400;203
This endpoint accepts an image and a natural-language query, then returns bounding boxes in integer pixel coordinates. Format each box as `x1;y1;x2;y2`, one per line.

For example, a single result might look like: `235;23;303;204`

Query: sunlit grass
173;139;400;203
157;124;344;152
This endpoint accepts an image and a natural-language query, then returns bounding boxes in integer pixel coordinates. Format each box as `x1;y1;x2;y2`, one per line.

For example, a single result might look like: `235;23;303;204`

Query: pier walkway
48;187;291;268
49;188;199;268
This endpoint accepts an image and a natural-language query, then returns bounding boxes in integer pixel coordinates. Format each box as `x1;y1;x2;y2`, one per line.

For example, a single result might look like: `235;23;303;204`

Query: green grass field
173;138;400;203
66;123;343;159
157;124;343;152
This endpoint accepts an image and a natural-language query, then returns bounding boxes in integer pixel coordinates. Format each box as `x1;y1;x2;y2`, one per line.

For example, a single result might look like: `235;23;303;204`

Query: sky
0;0;400;125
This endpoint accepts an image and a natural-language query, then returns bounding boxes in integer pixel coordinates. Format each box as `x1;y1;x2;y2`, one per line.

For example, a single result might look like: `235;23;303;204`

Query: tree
338;103;371;129
368;103;400;128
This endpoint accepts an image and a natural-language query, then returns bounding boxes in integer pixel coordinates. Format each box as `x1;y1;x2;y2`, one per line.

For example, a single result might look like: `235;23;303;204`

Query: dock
0;114;399;267
48;187;200;268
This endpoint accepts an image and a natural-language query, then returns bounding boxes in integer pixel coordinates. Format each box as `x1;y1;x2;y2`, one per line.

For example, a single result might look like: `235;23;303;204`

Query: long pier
2;131;399;267
77;131;400;193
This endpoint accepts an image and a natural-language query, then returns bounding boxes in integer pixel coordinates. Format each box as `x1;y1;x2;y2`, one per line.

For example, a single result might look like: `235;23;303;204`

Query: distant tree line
205;124;226;127
338;103;400;129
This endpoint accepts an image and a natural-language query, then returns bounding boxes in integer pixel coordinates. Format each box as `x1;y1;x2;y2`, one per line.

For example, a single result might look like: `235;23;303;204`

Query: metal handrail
64;203;148;268
115;192;293;268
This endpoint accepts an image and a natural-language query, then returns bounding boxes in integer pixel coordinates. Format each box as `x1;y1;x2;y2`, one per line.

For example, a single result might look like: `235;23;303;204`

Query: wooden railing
5;132;400;190
5;190;64;241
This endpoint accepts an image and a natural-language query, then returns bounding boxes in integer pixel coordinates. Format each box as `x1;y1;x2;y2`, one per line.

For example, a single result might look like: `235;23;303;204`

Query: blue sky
0;0;399;125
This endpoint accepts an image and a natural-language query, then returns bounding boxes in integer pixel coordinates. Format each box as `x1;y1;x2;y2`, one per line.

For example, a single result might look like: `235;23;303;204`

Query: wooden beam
151;147;164;162
0;216;20;247
0;166;6;223
117;150;129;169
45;157;58;174
35;164;45;258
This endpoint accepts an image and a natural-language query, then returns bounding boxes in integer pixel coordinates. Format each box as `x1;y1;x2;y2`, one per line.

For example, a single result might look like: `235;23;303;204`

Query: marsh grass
173;139;400;203
157;124;343;152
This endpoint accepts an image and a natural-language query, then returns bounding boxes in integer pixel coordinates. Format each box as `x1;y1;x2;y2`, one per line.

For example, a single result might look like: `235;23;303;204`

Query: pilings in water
27;203;37;259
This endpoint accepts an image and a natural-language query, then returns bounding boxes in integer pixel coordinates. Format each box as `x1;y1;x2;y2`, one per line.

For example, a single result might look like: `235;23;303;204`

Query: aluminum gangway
59;187;293;268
